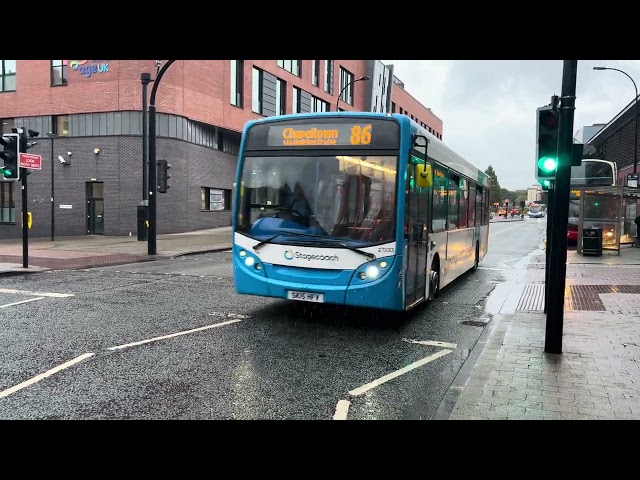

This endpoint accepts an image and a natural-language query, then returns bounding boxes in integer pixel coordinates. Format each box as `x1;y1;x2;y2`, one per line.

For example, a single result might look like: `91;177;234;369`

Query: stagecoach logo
66;60;110;78
283;250;339;262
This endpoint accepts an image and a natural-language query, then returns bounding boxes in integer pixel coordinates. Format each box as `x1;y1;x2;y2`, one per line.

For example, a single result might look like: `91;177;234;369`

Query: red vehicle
566;159;616;245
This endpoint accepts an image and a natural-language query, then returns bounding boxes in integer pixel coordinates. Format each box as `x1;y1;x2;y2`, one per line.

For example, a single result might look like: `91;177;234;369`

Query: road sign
19;152;42;170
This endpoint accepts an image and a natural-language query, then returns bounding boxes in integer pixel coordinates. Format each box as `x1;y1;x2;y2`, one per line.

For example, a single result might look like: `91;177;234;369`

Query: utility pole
545;60;578;354
148;60;175;255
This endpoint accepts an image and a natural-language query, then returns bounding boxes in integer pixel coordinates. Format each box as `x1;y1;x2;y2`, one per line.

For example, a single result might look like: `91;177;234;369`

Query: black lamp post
46;132;59;241
336;75;370;111
593;66;639;174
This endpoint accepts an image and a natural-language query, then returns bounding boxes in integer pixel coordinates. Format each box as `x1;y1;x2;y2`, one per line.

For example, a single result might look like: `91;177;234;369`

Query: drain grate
461;318;490;327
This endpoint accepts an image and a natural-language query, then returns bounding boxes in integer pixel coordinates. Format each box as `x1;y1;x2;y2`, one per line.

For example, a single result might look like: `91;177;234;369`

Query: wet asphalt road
0;218;546;420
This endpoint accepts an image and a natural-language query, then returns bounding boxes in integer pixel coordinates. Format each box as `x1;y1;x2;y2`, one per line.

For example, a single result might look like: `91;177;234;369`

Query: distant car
567;217;578;244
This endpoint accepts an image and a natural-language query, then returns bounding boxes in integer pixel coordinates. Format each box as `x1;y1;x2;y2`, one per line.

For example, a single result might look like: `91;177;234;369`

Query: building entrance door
86;181;104;235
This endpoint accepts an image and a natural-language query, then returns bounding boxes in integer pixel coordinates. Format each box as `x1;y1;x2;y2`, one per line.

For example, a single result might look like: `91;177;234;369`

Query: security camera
28;129;40;138
58;155;65;164
67;151;72;156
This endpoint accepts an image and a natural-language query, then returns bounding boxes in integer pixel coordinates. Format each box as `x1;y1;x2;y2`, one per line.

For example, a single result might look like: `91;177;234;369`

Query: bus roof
242;111;489;188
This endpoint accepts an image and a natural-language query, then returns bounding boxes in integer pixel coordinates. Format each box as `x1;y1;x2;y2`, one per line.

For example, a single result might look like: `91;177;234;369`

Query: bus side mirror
415;163;432;188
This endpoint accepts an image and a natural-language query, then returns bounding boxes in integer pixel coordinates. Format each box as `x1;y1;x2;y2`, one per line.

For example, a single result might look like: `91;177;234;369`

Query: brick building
588;97;639;185
0;60;443;239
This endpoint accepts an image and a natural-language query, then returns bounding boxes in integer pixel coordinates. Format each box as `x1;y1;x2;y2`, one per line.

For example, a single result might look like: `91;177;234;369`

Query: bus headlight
235;247;265;276
353;257;394;284
365;265;379;278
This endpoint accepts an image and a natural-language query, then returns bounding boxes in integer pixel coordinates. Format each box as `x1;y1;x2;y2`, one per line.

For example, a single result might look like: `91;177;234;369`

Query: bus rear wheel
473;242;479;271
429;257;440;299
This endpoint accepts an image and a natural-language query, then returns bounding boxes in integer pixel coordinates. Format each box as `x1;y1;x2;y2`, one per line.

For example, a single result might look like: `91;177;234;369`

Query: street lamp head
359;76;370;81
593;66;607;70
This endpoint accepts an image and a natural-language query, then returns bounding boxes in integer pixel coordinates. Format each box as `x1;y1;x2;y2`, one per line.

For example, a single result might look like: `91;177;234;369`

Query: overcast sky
383;60;640;191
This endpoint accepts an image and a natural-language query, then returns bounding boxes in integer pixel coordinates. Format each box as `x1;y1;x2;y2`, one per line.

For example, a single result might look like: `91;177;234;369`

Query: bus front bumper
232;251;404;311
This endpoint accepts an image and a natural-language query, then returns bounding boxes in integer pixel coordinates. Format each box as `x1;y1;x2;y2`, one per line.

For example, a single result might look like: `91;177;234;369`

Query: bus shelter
575;185;640;255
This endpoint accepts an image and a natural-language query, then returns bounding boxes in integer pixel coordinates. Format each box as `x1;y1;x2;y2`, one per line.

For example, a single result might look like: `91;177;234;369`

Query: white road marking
402;338;458;349
107;318;245;351
0;288;74;298
333;400;351;420
208;312;251;319
0;297;45;308
0;353;95;400
348;349;453;397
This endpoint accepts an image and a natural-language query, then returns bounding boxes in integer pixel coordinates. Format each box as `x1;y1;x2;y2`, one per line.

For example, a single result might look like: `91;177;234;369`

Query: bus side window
469;182;476;227
475;186;483;227
432;166;448;231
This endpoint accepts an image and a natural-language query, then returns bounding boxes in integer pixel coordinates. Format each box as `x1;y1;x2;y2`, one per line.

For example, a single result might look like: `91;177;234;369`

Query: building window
52;115;70;136
0;182;15;224
276;78;286;116
277;60;300;77
324;60;334;94
292;87;301;113
391;102;396;113
1;118;14;135
312;60;319;86
339;67;354;105
51;60;68;86
201;187;231;211
312;95;329;113
252;67;263;114
1;60;16;92
230;60;243;107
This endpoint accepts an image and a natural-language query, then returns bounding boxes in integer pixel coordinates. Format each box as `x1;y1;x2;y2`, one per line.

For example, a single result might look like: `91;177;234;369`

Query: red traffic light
540;110;558;129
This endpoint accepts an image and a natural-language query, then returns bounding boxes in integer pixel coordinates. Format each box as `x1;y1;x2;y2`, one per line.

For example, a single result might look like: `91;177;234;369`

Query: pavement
0;227;233;274
434;238;640;420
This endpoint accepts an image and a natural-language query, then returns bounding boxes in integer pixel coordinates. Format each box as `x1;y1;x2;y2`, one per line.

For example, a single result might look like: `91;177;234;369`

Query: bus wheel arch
429;255;440;300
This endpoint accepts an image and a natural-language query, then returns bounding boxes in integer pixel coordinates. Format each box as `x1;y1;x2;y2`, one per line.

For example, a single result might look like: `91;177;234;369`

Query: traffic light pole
544;184;555;314
545;60;578;354
148;60;175;256
21;168;28;268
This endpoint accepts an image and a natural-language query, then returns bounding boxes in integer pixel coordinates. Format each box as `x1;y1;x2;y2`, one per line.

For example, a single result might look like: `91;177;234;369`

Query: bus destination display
244;118;399;151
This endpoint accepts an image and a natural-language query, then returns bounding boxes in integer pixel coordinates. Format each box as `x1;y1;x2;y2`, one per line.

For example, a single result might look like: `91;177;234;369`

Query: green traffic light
538;156;558;172
542;179;551;187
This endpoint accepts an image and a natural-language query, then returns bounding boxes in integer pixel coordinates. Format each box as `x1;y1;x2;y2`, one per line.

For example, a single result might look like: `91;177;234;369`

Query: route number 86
350;124;372;145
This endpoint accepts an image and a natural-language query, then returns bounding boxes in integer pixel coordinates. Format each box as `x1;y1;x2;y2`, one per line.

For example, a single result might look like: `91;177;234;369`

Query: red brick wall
601;119;639;185
391;83;443;138
0;60;371;134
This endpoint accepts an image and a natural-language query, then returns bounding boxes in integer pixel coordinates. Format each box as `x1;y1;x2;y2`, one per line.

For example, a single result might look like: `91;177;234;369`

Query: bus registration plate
287;291;324;303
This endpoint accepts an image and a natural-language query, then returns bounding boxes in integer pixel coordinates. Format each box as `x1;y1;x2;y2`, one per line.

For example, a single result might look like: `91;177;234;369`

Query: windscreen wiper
252;230;327;252
313;240;375;260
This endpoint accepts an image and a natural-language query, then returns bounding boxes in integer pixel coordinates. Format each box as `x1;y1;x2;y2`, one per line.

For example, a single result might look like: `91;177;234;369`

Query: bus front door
404;162;429;309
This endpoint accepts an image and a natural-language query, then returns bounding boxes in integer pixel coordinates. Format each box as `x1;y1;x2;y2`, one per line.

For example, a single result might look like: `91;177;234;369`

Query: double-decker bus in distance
232;112;491;312
567;159;617;244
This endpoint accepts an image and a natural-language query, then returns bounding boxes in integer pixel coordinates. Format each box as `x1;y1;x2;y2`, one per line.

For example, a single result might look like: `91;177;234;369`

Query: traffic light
535;104;559;180
157;159;171;193
0;133;20;181
539;179;553;190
